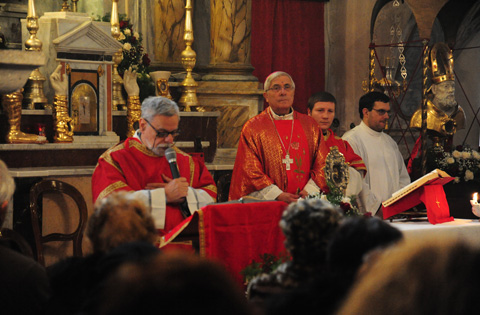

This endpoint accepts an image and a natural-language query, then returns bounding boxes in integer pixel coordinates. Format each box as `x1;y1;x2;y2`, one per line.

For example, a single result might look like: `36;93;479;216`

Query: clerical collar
269;107;294;120
134;129;142;141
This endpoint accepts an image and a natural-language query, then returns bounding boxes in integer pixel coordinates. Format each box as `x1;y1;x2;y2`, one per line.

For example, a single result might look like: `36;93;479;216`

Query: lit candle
474;193;478;204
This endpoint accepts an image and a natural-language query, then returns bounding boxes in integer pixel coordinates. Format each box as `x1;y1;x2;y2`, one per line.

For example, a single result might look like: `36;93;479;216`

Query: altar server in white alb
342;91;410;215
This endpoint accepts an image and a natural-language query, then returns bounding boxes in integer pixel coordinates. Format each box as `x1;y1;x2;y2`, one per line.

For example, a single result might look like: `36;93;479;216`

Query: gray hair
264;71;296;92
0;159;15;205
141;96;180;121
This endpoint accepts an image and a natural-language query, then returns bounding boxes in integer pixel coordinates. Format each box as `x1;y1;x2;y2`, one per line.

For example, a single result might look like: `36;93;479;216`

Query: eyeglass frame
266;84;295;93
371;108;392;116
144;118;181;139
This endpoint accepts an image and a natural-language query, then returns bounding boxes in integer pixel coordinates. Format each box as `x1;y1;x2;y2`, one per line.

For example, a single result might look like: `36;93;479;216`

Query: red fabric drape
251;0;325;114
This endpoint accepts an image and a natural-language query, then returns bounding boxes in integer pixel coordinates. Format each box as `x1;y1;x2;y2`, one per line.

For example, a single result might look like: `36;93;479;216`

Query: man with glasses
342;91;410;215
229;71;329;203
92;96;217;236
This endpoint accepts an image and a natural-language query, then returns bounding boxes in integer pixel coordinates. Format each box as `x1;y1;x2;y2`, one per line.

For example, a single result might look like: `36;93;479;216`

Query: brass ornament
111;0;126;110
23;68;48;110
66;63;71;75
61;0;69;12
25;0;42;51
178;0;198;112
71;0;79;12
126;95;141;138
2;90;47;144
53;95;74;142
324;146;349;196
430;42;455;84
97;65;104;77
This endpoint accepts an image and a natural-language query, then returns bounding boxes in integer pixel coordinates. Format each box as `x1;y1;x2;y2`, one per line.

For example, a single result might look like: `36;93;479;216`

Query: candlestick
471;192;480;218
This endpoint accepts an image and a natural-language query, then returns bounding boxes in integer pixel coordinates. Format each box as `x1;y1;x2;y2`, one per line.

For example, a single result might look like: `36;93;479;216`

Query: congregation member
92;96;217;236
0;159;51;314
342;91;410;215
307;91;366;197
229;71;329;203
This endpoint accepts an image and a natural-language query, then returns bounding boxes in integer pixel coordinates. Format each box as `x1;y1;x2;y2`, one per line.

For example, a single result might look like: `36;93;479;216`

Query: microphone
165;148;191;218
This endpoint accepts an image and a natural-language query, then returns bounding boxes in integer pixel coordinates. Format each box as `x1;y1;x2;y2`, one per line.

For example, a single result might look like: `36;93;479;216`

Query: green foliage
240;252;291;285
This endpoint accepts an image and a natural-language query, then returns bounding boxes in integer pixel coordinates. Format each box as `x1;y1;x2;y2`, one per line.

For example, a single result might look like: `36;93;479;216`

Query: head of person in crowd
359;91;391;132
96;250;251;315
139;96;180;156
338;237;480;315
307;91;337;132
0;159;15;228
87;191;158;253
327;216;403;289
264;71;296;115
280;198;343;268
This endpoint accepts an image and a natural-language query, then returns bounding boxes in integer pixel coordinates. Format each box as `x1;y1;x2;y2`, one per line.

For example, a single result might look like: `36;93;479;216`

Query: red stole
274;120;311;194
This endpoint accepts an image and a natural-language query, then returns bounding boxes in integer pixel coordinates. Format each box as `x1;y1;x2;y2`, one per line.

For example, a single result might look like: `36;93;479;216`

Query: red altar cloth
161;201;288;286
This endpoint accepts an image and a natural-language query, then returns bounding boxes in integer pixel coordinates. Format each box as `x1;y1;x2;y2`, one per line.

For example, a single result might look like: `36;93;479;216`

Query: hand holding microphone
165;148;191;218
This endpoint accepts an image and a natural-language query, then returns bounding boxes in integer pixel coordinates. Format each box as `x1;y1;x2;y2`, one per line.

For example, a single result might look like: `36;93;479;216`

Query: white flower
454;177;461;183
462;151;472;159
124;29;131;36
341;196;351;204
123;43;132;51
465;170;474;181
447;157;455;164
452;150;462;159
118;32;126;41
473;151;480;160
134;32;139;38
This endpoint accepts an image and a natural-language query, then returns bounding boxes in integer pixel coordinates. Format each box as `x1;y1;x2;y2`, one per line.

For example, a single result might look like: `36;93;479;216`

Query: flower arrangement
240;252;291;285
427;145;480;183
306;181;364;217
96;13;155;101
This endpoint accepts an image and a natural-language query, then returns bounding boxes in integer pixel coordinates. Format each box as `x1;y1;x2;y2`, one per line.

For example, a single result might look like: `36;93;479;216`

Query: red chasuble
229;109;328;200
92;138;217;234
324;128;366;174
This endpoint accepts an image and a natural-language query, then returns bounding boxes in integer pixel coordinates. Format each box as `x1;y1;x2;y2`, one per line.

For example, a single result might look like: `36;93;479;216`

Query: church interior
2;0;480;313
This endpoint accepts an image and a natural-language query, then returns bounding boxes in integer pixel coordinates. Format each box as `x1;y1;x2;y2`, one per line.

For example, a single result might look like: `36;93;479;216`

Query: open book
382;169;453;207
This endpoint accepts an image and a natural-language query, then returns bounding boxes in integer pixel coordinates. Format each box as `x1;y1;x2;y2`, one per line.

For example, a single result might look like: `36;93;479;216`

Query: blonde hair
87;192;157;252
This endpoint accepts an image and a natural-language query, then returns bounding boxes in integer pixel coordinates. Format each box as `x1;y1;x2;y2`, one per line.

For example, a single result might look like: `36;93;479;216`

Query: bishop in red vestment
229;72;328;203
92;97;217;235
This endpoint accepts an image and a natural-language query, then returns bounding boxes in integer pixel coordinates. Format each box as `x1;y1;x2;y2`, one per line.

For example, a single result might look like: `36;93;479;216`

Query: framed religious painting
68;68;99;135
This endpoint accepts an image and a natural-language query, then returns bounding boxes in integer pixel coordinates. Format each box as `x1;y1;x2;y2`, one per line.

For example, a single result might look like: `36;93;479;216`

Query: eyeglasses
267;84;294;93
371;108;392;116
145;119;180;138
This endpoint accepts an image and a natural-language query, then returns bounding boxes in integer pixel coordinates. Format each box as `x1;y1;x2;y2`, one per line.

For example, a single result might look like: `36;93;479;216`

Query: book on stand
382;169;453;208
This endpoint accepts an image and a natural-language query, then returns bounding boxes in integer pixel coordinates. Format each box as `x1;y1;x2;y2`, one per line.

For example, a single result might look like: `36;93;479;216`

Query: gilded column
203;0;256;81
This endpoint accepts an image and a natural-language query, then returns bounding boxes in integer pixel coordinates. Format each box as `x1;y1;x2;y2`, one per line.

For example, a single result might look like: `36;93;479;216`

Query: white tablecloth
389;218;480;245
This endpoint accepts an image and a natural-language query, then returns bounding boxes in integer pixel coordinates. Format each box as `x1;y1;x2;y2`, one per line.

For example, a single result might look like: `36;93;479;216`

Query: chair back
29;180;88;266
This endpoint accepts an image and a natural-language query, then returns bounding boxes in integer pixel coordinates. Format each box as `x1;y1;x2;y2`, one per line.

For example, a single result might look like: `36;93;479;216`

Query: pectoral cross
282;154;293;171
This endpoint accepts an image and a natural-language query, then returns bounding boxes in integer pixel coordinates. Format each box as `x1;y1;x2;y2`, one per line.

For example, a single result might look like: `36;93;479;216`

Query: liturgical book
382;169;452;207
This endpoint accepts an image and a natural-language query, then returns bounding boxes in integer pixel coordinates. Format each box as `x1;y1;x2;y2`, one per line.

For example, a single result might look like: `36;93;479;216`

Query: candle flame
474;193;478;203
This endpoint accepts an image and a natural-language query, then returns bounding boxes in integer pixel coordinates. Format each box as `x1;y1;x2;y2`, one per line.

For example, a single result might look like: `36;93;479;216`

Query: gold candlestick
25;0;42;51
111;0;126;110
61;0;70;11
178;0;198;112
71;0;79;12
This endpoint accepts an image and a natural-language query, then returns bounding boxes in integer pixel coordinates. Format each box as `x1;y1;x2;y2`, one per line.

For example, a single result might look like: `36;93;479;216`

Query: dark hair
307;91;337;112
358;91;390;118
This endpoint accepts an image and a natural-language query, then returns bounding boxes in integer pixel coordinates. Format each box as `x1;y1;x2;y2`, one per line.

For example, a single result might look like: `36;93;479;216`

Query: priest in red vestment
307;91;366;197
229;71;329;204
92;96;217;236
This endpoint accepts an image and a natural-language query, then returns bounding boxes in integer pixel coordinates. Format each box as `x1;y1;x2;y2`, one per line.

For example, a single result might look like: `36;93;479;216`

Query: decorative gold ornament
53;94;74;142
97;65;104;77
126;95;141;138
66;63;71;75
2;90;47;144
150;71;172;99
178;0;198;112
25;0;42;51
61;0;69;11
324;147;349;196
430;42;455;84
23;68;48;110
71;0;79;12
111;0;126;110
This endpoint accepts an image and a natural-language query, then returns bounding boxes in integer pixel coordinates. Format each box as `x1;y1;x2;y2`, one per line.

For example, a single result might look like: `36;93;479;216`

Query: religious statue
50;64;74;142
410;42;465;139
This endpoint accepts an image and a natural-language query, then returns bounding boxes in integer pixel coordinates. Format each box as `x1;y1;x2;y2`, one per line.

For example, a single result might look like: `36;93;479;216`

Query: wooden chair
29;180;88;266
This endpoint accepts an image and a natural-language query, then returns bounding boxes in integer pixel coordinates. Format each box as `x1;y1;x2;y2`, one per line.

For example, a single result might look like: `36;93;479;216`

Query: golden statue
123;67;141;138
410;42;465;138
50;64;74;142
2;90;47;143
